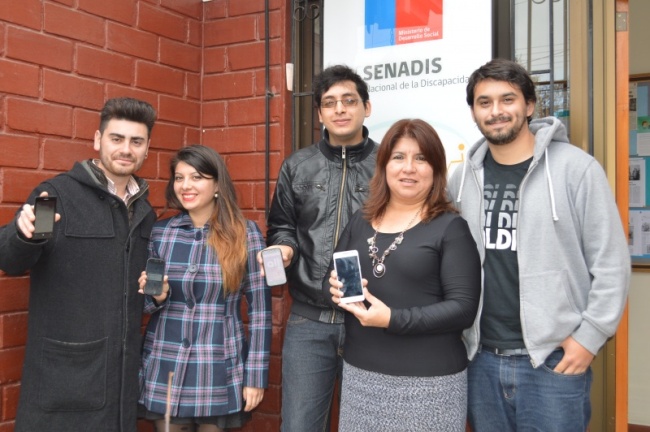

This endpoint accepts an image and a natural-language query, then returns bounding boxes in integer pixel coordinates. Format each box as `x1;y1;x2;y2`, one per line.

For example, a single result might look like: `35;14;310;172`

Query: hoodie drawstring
455;147;559;222
456;157;468;203
544;147;559;221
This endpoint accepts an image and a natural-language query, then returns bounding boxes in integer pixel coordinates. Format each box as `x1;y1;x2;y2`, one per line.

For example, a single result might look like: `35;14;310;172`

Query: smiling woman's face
385;137;433;206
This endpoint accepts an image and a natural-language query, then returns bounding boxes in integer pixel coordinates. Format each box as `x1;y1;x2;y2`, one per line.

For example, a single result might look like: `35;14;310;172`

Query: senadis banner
324;0;492;174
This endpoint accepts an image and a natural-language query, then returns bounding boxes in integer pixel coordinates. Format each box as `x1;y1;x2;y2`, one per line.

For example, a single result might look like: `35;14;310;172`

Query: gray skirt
339;361;467;432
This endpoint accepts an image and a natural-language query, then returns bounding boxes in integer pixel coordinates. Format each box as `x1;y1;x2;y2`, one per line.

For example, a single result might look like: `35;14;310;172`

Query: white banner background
324;0;492;173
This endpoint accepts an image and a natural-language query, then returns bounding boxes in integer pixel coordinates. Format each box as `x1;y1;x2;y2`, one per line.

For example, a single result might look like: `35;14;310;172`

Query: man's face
471;79;535;146
317;80;371;146
93;119;149;181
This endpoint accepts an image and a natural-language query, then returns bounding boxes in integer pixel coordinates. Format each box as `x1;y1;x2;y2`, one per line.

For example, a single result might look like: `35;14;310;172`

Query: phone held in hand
333;250;365;303
144;258;166;296
261;248;287;286
33;196;57;239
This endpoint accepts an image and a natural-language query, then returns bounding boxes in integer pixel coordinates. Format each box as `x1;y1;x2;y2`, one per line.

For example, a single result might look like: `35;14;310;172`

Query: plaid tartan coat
139;213;272;418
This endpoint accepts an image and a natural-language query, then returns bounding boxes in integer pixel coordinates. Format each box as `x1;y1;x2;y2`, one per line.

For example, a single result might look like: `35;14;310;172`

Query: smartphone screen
333;250;364;303
144;258;166;296
261;248;287;286
33;196;57;239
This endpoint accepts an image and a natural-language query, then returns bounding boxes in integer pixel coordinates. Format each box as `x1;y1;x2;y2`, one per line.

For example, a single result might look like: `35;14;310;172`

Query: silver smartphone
261;248;287;286
332;250;365;303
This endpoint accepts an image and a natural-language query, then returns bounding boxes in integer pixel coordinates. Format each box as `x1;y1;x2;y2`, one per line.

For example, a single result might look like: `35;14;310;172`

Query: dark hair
466;58;537;123
99;97;157;138
313;65;370;108
363;119;456;223
166;145;247;294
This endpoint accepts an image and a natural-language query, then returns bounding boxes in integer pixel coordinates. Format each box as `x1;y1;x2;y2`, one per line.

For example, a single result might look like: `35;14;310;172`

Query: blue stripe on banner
365;0;396;49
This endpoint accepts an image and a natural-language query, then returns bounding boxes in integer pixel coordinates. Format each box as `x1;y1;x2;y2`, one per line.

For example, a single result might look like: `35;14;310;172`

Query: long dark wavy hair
166;145;247;294
363;119;456;223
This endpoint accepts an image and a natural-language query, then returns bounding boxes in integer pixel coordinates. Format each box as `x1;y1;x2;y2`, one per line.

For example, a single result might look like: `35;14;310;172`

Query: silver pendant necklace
367;208;422;278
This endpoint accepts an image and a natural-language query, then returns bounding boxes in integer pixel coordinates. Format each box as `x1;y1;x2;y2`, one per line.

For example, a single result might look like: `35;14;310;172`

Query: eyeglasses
320;98;360;109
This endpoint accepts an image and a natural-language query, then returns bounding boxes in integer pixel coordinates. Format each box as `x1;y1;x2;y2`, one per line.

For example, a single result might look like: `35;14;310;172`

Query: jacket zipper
514;160;538;367
469;168;485;354
334;146;347;247
120;185;150;426
332;146;348;323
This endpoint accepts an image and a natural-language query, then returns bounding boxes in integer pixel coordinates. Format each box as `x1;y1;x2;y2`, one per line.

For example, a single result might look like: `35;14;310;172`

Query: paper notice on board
629;157;646;207
637;118;650;156
637;134;650;156
629;210;650;256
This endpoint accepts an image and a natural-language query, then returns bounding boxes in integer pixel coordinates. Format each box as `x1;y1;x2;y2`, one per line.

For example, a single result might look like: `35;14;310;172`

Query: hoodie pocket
520;269;581;348
38;337;107;412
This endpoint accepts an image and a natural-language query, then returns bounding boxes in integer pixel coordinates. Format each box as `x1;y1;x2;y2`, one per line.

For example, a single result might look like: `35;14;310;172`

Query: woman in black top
325;119;481;431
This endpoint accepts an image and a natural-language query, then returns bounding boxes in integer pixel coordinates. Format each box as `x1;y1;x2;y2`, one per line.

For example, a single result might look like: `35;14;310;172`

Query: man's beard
479;115;526;146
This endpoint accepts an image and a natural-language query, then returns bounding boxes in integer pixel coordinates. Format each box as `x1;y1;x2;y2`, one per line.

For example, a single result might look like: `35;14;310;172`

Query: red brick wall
0;1;291;431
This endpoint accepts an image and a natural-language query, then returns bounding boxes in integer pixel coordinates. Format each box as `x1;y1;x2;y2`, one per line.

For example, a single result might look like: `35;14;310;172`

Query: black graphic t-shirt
480;150;532;349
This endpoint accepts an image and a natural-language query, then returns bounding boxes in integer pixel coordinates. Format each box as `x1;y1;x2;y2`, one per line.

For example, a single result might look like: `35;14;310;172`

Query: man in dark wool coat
0;97;157;432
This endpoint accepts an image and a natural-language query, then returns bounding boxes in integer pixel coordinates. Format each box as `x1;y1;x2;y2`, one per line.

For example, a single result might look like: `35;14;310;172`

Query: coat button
195;231;202;241
187;299;195;309
182;338;190;348
188;264;198;273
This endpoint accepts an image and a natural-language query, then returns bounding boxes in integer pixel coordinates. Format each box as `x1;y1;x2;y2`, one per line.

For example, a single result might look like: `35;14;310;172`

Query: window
291;0;324;151
514;0;570;132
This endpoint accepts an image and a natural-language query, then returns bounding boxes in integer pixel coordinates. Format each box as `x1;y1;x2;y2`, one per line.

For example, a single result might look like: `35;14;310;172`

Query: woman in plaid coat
137;145;272;432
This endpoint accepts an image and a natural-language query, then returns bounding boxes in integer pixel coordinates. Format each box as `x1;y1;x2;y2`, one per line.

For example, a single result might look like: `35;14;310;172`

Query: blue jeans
468;348;592;432
281;312;344;432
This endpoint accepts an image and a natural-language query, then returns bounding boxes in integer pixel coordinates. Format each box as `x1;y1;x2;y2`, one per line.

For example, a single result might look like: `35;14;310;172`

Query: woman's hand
338;287;390;328
328;270;367;308
243;387;264;411
138;270;170;304
329;272;389;328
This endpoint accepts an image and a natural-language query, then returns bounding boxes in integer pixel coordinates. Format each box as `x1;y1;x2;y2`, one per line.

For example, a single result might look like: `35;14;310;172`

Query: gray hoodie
448;117;630;367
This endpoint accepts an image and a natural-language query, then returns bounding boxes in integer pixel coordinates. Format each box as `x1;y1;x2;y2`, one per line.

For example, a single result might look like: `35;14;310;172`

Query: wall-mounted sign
324;0;492;174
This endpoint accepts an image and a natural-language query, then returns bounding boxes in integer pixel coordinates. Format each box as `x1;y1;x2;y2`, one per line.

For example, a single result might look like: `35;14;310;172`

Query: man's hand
553;336;595;374
257;245;293;276
17;191;61;239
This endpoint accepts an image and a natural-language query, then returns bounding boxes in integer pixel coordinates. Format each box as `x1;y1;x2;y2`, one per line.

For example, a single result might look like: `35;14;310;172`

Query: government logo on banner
365;0;443;49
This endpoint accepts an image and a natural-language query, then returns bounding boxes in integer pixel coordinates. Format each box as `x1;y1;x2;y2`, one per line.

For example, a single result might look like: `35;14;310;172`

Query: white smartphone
332;250;365;304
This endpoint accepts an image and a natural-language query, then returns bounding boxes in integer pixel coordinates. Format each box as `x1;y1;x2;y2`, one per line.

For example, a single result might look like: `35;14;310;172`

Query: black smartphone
333;250;365;303
33;196;57;239
144;258;166;296
261;248;287;286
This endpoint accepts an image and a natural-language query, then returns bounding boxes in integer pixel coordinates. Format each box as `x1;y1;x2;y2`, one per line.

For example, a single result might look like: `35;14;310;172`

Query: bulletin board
628;76;650;266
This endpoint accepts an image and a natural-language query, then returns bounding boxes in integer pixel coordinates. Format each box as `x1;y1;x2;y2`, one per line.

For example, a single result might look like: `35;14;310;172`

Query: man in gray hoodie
448;58;630;431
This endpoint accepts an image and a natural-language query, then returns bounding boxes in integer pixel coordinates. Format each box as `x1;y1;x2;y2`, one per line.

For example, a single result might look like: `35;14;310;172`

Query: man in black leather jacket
263;65;379;432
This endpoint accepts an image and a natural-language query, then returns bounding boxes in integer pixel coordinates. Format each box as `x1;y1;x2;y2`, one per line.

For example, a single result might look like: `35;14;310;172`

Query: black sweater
325;211;481;377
